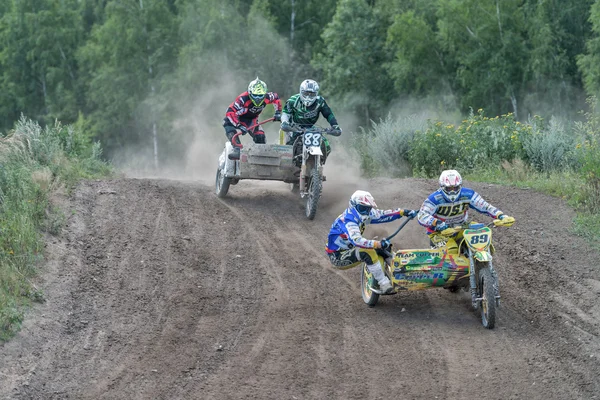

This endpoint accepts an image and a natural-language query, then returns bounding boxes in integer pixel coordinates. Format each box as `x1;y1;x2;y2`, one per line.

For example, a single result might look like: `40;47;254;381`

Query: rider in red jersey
222;77;282;160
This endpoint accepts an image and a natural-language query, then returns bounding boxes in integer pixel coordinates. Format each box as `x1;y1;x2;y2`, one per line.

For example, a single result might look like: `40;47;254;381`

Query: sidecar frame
218;141;299;183
389;247;471;291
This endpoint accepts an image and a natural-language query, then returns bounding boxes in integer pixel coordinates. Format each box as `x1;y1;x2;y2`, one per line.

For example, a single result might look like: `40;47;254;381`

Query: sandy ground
1;171;599;399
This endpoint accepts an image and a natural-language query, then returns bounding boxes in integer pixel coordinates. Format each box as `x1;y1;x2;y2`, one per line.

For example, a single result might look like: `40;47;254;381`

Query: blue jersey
326;207;404;253
417;188;502;232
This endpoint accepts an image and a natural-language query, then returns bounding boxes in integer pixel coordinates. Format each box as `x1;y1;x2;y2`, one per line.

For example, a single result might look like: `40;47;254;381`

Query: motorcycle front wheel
361;264;380;307
305;165;322;220
215;167;231;198
479;266;497;329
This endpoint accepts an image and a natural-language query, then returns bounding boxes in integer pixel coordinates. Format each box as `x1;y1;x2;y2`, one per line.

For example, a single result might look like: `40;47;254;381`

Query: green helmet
248;77;267;106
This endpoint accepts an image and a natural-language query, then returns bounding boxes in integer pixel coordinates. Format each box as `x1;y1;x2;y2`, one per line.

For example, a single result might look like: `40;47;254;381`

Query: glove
374;239;390;249
237;124;248;135
273;110;281;122
403;209;417;219
435;221;448;232
281;121;294;132
329;125;342;136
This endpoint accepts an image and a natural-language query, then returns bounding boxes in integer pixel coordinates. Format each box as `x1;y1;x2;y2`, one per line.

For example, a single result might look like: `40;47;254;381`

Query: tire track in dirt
0;177;598;400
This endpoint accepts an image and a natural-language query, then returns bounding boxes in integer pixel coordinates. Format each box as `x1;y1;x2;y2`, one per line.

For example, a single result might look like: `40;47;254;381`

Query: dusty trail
0;176;598;399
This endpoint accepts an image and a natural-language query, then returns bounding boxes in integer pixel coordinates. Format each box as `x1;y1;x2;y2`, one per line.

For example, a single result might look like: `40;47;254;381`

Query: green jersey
282;94;338;128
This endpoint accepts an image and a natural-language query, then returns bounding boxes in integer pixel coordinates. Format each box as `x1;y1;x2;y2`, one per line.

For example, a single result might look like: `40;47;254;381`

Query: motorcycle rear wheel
215;168;230;198
479;266;497;329
361;264;379;307
305;165;322;220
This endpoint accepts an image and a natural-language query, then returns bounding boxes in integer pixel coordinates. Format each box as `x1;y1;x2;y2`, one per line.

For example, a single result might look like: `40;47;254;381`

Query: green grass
464;162;586;207
572;213;600;250
0;116;112;341
465;163;599;249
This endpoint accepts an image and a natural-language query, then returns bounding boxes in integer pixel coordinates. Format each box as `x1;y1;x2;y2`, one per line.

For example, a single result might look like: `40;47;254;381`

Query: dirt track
1;175;599;399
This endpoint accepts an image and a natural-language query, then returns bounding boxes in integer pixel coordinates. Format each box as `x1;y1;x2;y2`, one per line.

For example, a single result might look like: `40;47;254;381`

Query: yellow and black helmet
248;77;267;106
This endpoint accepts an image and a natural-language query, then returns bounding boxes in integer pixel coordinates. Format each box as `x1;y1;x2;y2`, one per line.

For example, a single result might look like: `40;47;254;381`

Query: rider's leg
359;248;393;293
286;131;300;146
250;127;266;144
328;248;393;293
224;124;241;160
321;137;331;164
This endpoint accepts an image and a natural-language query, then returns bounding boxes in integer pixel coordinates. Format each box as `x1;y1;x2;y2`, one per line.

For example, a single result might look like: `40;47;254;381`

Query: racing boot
367;261;394;294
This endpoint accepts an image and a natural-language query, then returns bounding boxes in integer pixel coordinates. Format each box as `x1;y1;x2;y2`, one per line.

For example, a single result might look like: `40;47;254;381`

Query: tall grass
0;116;111;340
352;113;426;177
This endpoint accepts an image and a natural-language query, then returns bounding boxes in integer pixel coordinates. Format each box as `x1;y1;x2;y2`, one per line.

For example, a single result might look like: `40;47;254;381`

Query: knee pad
358;248;378;265
253;133;266;144
225;126;238;143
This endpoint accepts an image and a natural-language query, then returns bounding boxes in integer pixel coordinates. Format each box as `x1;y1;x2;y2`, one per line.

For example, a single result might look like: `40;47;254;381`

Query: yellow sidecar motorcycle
361;217;515;329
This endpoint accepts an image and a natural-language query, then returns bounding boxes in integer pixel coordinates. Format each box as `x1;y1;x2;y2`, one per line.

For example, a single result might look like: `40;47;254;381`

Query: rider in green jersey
280;79;341;163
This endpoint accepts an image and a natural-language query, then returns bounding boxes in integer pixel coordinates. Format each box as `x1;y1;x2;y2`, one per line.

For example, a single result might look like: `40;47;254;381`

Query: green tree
578;0;600;97
0;0;83;131
385;10;455;102
524;0;592;118
77;0;178;161
266;0;337;96
312;0;394;124
437;0;528;118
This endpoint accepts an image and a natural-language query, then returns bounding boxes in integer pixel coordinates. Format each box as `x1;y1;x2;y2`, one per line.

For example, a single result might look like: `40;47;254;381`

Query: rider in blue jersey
326;190;417;294
417;170;512;234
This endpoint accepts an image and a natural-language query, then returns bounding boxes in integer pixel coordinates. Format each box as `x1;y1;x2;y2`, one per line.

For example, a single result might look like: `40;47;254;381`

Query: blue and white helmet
299;79;319;107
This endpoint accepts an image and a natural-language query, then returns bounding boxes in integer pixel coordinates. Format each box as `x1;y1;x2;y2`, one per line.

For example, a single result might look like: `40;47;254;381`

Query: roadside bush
573;97;600;213
522;117;577;174
352;113;426;177
410;109;531;176
0;116;112;340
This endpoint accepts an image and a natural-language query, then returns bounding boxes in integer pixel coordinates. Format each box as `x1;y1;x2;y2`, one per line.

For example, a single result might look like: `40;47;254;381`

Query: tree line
2;0;600;164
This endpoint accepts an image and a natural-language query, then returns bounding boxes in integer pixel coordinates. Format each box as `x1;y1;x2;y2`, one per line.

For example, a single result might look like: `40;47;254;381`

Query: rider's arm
345;221;378;249
370;208;409;224
417;197;441;229
280;99;294;131
320;98;339;127
466;189;503;218
225;93;249;126
265;92;282;112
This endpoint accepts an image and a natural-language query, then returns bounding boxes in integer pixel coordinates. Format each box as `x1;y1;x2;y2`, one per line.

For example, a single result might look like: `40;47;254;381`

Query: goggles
444;185;461;194
301;90;317;99
355;204;373;215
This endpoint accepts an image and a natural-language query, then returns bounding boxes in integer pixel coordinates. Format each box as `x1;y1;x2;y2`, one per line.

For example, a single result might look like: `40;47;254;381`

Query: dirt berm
1;176;599;399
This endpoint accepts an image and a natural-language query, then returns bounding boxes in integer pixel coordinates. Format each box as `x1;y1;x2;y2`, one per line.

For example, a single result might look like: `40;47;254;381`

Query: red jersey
224;91;282;127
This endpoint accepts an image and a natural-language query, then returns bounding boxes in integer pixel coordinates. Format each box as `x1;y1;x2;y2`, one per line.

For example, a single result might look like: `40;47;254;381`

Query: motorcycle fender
473;251;492;262
221;142;238;177
307;146;323;156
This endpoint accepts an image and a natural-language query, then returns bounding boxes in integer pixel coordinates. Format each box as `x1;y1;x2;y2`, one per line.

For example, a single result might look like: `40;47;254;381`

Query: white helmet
439;170;462;202
299;79;319;107
349;190;377;215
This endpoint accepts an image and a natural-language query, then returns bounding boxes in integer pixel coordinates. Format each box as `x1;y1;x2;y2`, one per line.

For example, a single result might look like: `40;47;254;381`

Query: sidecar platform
218;142;299;183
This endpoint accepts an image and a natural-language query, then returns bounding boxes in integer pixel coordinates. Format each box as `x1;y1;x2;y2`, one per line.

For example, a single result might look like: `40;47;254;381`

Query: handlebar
375;213;417;253
436;217;515;238
231;117;276;149
383;213;416;242
288;125;342;136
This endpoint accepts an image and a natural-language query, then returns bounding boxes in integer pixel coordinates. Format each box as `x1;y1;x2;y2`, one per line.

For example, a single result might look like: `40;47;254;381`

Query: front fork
468;249;501;309
299;155;320;197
